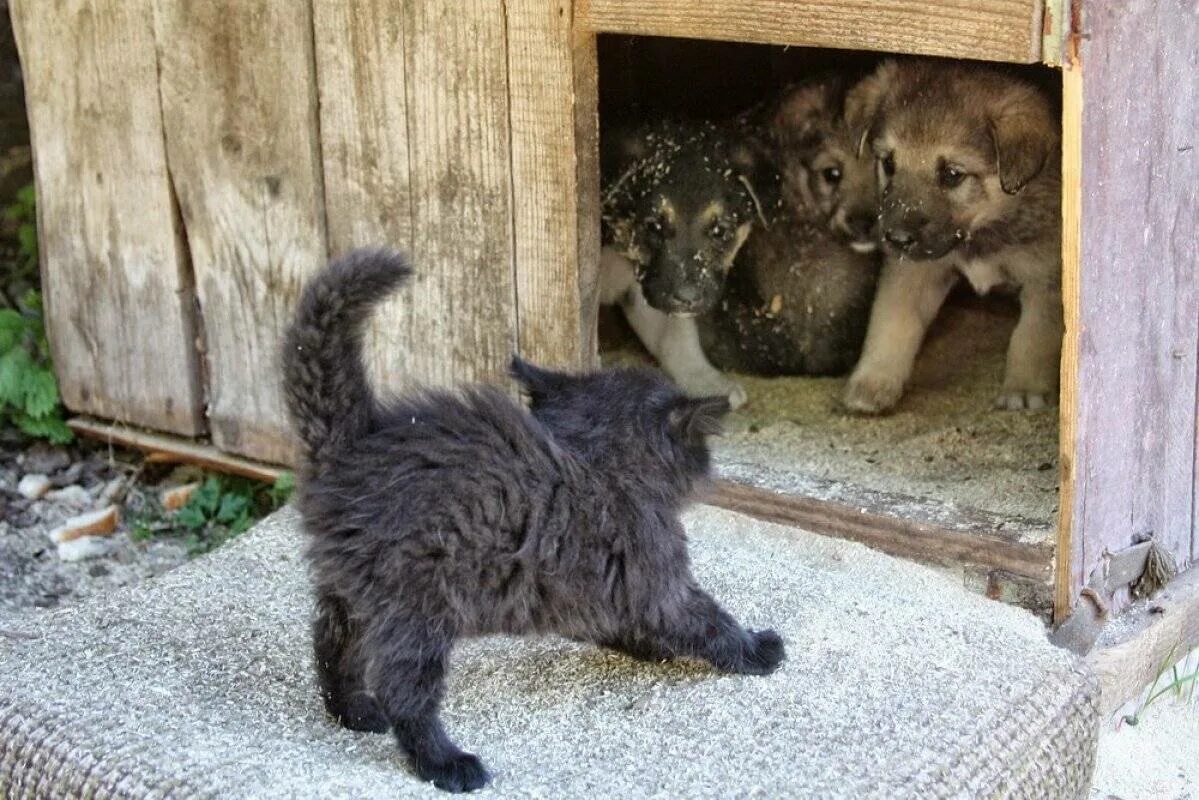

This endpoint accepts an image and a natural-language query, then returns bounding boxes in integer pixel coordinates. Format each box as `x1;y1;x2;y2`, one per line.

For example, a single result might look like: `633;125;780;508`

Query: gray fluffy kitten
281;249;785;793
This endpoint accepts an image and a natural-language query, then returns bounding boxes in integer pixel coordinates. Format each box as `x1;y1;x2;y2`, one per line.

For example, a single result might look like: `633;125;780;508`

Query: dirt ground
602;291;1060;534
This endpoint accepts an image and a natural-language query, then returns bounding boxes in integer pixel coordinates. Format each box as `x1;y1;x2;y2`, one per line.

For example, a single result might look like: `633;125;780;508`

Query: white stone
56;536;113;562
17;473;51;500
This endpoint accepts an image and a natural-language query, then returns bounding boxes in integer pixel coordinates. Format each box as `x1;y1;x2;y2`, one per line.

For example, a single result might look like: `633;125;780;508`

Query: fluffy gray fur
281;249;785;793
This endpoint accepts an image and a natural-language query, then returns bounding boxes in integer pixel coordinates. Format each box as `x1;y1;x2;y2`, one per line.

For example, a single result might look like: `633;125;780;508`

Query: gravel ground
0;435;190;619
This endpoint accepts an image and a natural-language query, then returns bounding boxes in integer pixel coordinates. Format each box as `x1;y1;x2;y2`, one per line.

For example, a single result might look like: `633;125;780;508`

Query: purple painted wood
1072;0;1199;595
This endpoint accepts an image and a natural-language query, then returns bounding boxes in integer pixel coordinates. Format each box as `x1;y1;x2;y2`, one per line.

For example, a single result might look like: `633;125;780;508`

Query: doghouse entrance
596;35;1064;615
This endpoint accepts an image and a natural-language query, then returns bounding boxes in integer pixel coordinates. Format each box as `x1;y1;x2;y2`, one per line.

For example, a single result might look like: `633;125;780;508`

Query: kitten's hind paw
336;692;389;734
738;629;786;676
416;752;491;793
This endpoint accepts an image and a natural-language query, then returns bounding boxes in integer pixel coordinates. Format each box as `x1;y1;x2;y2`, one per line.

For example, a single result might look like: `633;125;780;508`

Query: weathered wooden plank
1056;58;1083;622
10;0;203;436
573;30;602;370
1071;0;1199;605
505;0;593;369
399;2;517;388
311;1;415;394
152;0;327;464
68;417;284;484
577;0;1043;64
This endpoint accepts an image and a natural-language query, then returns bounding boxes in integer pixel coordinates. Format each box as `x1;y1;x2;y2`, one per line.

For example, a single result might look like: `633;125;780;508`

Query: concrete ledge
0;505;1098;798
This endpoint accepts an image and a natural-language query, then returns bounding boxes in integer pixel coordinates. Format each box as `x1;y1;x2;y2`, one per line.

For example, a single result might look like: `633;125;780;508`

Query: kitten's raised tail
282;248;412;461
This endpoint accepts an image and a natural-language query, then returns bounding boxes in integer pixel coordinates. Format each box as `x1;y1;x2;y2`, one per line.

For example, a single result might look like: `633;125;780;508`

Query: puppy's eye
939;164;966;189
879;153;895;177
645;218;663;234
708;222;729;239
821;166;842;186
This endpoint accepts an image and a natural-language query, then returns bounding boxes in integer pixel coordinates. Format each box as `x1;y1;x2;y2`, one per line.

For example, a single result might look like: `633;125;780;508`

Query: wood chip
48;506;120;544
56;536;113;562
17;473;51;500
769;294;783;315
161;481;201;511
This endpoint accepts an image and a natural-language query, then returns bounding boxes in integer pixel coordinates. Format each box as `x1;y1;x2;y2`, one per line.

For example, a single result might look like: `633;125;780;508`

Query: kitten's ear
509;355;571;401
668;396;731;442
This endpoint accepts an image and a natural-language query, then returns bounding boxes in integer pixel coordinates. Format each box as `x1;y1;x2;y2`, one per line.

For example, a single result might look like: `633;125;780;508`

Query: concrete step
0;505;1098;798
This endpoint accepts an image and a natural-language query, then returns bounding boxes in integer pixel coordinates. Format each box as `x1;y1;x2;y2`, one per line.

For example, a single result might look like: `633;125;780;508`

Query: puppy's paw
842;372;904;415
679;372;748;410
736;629;786;676
417;751;491;793
994;390;1054;411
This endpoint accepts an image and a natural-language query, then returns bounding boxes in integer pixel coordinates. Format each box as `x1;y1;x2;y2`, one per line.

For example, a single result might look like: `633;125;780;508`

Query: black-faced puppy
699;79;882;376
840;59;1062;413
600;119;770;407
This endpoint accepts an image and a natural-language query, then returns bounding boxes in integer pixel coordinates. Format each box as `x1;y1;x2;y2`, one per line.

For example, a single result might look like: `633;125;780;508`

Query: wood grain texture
152;0;327;464
311;1;416;394
397;1;516;388
573;30;602;369
1070;0;1199;606
505;1;592;369
68;417;284;484
10;0;203;436
1089;566;1199;717
577;0;1043;64
1056;61;1083;622
705;480;1055;582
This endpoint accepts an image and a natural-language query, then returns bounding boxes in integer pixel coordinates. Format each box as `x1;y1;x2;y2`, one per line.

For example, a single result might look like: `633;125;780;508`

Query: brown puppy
699;79;881;376
841;59;1062;413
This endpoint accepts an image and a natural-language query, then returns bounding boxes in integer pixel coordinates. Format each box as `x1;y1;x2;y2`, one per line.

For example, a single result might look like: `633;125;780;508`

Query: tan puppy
841;59;1062;413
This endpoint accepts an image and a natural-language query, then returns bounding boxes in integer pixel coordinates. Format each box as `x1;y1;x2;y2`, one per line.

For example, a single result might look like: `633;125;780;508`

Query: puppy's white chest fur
958;257;1008;295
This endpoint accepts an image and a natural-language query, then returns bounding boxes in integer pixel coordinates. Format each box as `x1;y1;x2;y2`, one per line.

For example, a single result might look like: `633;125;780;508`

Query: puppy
699;79;881;376
840;59;1062;413
599;119;769;407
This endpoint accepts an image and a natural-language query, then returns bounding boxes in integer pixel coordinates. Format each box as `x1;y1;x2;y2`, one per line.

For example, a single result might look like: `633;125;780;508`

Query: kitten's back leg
367;618;490;793
313;591;389;733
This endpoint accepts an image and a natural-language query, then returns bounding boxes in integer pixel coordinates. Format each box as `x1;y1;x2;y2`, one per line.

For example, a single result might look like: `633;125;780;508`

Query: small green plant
0;184;69;443
0;291;72;443
170;471;295;554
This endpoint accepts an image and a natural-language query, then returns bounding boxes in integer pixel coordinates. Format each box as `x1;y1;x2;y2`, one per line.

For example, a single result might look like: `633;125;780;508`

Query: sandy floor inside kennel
601;292;1060;532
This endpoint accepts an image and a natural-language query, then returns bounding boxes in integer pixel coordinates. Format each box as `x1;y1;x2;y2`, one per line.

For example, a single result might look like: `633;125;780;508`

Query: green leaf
0;347;33;406
268;471;296;507
17;223;38;261
16;184;35;211
191;477;223;516
0;309;27;352
215;491;250;524
21;367;59;418
13;411;73;444
175;504;209;531
20;290;41;314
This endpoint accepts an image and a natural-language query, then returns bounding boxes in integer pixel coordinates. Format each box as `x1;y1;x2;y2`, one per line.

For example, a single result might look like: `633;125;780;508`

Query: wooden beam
1089;566;1199;718
1055;56;1083;624
68;417;285;484
576;0;1043;64
704;479;1054;581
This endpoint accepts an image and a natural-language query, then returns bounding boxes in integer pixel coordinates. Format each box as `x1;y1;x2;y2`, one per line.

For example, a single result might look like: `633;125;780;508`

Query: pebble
21;442;71;476
46;485;91;509
17;473;51;500
56;536;113;563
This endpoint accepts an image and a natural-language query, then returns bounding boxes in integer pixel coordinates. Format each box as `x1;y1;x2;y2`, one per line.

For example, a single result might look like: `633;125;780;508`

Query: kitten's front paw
842;371;904;415
737;629;786;676
993;390;1053;411
416;751;491;793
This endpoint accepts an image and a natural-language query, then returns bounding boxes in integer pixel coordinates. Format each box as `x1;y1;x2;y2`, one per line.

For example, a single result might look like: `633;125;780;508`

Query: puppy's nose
670;284;701;305
884;228;917;249
847;211;877;239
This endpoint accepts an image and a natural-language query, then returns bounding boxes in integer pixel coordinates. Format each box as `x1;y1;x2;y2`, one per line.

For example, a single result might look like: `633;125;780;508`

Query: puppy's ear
667;396;731;442
772;83;832;153
844;61;898;157
509;355;571;402
989;89;1056;194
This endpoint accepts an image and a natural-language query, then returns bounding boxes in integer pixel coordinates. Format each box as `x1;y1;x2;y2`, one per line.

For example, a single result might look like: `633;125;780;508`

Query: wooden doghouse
10;1;1197;632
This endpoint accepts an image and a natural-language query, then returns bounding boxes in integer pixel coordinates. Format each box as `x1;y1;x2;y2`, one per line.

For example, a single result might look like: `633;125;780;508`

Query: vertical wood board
505;0;592;369
312;0;416;394
399;2;517;388
152;0;327;464
1071;0;1199;597
10;0;203;435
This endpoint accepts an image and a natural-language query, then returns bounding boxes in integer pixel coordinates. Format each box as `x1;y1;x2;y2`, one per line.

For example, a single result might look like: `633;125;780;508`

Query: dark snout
881;204;963;261
640;252;726;316
842;207;880;253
